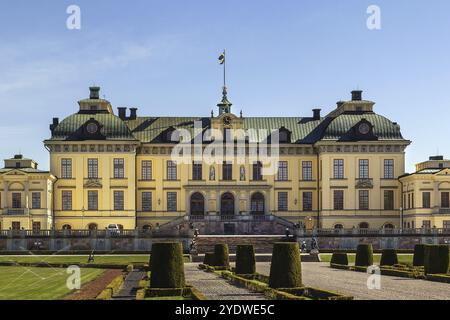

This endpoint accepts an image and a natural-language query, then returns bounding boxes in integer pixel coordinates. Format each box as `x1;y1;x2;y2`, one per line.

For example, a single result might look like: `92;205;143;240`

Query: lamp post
400;206;403;233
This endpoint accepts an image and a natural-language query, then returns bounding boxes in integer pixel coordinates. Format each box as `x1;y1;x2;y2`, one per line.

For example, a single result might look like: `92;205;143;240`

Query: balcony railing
4;208;29;215
439;208;450;214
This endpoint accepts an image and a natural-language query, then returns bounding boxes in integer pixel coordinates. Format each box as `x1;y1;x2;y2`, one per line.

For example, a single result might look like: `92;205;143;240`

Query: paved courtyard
255;262;450;300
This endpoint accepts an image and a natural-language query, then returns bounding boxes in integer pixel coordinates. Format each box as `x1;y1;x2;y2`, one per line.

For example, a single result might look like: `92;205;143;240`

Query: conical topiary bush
355;244;374;267
380;249;398;266
235;244;256;274
203;252;215;266
269;242;302;289
413;244;426;266
330;252;348;266
424;244;450;275
150;242;185;288
213;244;230;268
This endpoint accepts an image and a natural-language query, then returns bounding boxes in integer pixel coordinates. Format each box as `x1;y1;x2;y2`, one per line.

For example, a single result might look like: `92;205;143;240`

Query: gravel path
255;262;450;300
185;264;266;300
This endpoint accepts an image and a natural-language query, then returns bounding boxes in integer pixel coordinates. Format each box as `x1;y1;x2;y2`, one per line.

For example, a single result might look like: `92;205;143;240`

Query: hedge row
235;245;256;275
96;274;126;300
424;245;449;275
269;242;302;289
330;253;348;266
355;244;373;267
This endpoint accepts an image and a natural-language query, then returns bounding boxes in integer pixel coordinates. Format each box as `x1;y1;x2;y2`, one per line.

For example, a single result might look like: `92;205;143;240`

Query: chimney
50;117;59;133
351;90;363;101
312;109;321;120
336;101;345;108
89;86;100;99
117;107;127;120
14;154;23;160
429;156;444;161
129;108;138;120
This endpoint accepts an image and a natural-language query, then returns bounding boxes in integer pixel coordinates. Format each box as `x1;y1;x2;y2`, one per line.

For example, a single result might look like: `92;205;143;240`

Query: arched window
250;192;265;215
88;223;98;231
62;224;72;230
384;223;395;229
334;224;344;229
143;224;152;231
359;222;369;229
220;192;235;216
190;192;205;216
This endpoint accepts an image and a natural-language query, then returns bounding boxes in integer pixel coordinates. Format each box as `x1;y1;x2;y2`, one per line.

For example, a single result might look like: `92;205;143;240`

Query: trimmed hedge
96;274;125;300
424;245;450;275
269;242;302;289
330;252;348;266
380;249;398;266
355;244;373;267
150;242;185;288
213;244;230;268
235;245;256;275
413;244;426;266
203;253;215;266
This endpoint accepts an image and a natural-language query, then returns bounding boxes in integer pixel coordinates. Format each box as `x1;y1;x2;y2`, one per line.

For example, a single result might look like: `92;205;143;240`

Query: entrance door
220;193;235;216
250;192;265;215
190;192;205;216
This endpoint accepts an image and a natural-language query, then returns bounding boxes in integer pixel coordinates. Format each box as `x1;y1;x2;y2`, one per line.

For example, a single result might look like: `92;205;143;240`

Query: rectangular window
12;193;21;208
32;222;41;233
278;192;288;211
167;192;177;212
303;192;313;211
88;159;98;179
88;191;98;211
192;161;203;180
384;190;394;210
253;161;263;181
142;192;152;212
277;161;288;181
167;161;177;180
32;192;41;209
359;159;369;179
114;191;124;211
61;159;72;179
113;158;124;178
442;192;450;208
302;161;313;181
333;190;344;210
422;220;431;229
222;162;233;181
333;159;344;179
384;159;394;179
443;221;450;230
62;191;72;211
422;192;431;209
359;190;369;210
141;160;152;180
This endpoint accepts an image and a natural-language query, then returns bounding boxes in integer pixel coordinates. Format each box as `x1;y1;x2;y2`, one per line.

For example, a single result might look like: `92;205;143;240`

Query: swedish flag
218;51;225;65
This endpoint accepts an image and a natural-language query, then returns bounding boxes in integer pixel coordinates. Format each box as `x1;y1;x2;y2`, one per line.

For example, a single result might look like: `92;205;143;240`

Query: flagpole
223;49;226;88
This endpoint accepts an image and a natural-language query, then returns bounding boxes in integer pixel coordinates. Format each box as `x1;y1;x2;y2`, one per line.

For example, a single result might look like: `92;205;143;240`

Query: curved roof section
322;113;404;141
50;114;136;141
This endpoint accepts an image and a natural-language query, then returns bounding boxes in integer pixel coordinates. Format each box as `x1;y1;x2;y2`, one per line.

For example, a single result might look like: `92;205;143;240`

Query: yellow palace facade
21;86;412;232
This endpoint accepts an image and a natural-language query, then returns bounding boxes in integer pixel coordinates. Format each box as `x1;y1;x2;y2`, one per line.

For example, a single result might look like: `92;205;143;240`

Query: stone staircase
194;235;290;254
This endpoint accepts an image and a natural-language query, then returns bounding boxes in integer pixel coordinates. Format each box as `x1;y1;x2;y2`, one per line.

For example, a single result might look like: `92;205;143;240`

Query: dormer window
278;127;291;143
86;122;99;134
358;123;371;135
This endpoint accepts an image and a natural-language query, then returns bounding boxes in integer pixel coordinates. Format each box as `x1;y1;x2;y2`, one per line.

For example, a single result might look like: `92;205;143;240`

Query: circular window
358;123;370;135
86;122;99;134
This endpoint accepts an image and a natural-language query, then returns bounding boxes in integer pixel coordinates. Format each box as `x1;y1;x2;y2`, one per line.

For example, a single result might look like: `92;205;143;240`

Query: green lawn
0;254;191;266
319;253;413;266
0;255;150;265
0;266;104;300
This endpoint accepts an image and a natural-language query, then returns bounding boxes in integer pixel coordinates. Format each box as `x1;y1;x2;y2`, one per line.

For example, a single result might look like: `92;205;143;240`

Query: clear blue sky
0;0;449;172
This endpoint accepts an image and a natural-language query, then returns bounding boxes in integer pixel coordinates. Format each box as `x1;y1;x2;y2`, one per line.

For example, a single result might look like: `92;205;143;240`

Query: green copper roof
322;113;404;141
49;114;136;141
49;111;406;144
